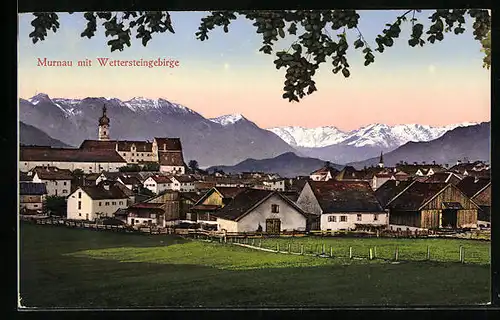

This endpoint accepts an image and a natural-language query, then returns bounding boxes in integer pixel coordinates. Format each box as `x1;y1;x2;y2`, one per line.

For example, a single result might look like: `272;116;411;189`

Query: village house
296;181;387;231
153;138;186;174
212;189;312;233
385;181;479;231
374;179;416;209
97;180;138;206
143;175;172;194
19;182;47;213
309;165;339;181
335;166;372;182
170;175;197;192
423;172;463;185
95;171;143;190
19;146;127;174
448;160;489;176
262;179;286;191
189;187;246;224
67;183;129;221
457;176;491;227
121;202;166;228
28;166;72;197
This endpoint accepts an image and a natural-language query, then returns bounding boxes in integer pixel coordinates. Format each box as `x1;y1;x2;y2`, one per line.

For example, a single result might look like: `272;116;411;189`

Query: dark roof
191;204;221;211
308;181;384;213
79;140;117;150
19;171;32;182
130;203;164;209
173;175;196;183
374;180;415;208
456;176;491;198
21;146;126;163
117;175;142;186
336;166;368;181
310;166;339;176
214;187;246;198
158;151;184;166
281;191;299;202
387;182;449;211
149;175;172;184
19;182;47;195
448;161;488;173
154;138;182;151
181;192;204;203
213;189;274;220
32;166;73;180
117;141;152;152
79;185;128;200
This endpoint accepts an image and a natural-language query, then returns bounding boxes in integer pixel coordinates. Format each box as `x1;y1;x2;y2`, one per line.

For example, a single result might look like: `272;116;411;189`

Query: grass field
254;236;491;264
19;223;491;308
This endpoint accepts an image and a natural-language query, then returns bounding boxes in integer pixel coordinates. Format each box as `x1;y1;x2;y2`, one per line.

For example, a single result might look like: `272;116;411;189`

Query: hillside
348;122;490;169
19;121;73;148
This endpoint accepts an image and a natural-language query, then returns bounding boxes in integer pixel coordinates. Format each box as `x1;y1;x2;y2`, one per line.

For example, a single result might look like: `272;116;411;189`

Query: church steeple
98;104;110;141
378;151;384;168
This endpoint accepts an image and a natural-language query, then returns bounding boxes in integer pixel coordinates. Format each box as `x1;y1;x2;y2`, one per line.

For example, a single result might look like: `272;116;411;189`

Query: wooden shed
386;182;479;229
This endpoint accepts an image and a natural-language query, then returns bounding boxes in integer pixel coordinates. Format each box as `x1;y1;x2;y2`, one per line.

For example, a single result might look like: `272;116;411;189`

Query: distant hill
207;152;343;178
19;121;73;148
348;122;490;169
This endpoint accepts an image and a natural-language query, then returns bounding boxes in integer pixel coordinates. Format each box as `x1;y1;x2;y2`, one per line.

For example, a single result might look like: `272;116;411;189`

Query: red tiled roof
149;175;172;184
79;140;117;150
158;151;184;166
32;166;72;180
79;185;129;200
154;138;182;151
20;146;126;163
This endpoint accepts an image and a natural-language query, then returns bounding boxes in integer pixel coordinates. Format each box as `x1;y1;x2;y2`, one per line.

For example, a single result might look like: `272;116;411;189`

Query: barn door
442;209;458;229
266;219;281;234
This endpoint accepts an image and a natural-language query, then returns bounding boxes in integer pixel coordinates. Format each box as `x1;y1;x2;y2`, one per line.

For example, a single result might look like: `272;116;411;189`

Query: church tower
378;151;384;168
98;104;110;141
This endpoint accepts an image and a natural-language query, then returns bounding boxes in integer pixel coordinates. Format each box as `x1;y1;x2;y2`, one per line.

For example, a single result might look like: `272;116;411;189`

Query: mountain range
18;93;487;168
207;152;342;178
348;122;491;169
19;121;72;148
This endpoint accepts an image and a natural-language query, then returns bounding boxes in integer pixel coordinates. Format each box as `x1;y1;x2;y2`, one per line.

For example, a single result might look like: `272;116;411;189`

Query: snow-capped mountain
19;93;296;167
209;114;246;126
269;122;478;149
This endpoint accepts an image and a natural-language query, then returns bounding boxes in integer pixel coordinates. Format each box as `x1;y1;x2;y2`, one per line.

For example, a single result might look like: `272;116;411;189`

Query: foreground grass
19;223;490;308
255;236;490;264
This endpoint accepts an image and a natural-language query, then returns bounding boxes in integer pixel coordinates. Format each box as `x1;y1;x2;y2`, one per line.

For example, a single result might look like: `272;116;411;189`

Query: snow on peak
269;122;479;149
209;114;246;126
123;97;195;114
29;93;52;105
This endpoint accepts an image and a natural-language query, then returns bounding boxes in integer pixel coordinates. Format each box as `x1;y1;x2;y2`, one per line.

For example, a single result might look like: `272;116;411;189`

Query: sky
18;11;490;131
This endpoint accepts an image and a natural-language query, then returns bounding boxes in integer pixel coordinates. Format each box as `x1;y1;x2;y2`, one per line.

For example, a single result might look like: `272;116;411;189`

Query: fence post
374;246;377;258
395;246;399;261
427;245;430;260
259;239;262;248
252;239;255;246
349;247;353;259
277;243;280;253
369;248;373;260
301;245;304;255
459;245;463;263
322;243;325;254
330;246;333;257
462;247;465;264
288;243;291;253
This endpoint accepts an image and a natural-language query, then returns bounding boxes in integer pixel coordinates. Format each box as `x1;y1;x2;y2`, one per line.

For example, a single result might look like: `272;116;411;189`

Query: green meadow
19;223;490;308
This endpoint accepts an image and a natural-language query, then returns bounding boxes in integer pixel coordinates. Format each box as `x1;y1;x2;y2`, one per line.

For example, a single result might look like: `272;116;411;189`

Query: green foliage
29;10;490;102
72;169;84;176
118;164;141;172
188;160;199;172
42;196;67;216
480;30;491;69
141;162;160;172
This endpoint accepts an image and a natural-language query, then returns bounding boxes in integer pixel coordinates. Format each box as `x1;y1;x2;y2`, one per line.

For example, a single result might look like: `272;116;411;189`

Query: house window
62;190;68;194
99;202;102;206
340;216;347;222
135;220;139;223
119;201;123;205
63;181;67;186
123;153;126;156
78;192;81;199
79;213;82;217
271;204;280;213
55;181;58;186
112;201;116;205
105;202;110;205
78;201;81;210
33;204;38;208
328;215;336;222
132;153;135;156
357;214;362;221
374;214;379;221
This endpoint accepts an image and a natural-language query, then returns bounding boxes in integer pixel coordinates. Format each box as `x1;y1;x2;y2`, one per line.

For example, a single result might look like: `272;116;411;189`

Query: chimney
457;160;462;165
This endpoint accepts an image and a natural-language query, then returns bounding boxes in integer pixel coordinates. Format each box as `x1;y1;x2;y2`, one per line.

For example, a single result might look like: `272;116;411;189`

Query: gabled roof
19;182;47;195
456;176;491;198
117;175;142;186
21;146;126;163
158;151;184;166
375;180;415;208
147;175;172;184
336;166;368;181
214;189;307;221
19;171;32;182
193;186;246;206
154;138;182;151
180;192;204;203
307;180;384;213
31;166;73;180
79;140;118;150
387;182;449;211
172;175;196;183
117;141;153;152
97;180;135;197
310;166;339;176
77;184;128;200
424;172;463;184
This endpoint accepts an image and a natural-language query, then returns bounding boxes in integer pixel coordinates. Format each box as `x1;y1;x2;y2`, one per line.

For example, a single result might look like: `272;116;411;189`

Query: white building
309;165;339;182
296;180;388;231
67;184;129;221
143;175;172;194
262;179;286;191
170;175;197;192
154;138;185;174
29;166;72;197
19;182;47;212
204;189;310;233
20;146;127;174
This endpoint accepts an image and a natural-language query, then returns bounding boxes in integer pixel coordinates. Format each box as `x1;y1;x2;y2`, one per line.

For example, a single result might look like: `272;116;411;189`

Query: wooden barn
386;182;479;230
145;190;203;226
456;177;491;225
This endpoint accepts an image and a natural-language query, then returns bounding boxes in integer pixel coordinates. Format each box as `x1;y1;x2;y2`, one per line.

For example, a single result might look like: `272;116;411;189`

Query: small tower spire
378;151;384;168
98;104;110;141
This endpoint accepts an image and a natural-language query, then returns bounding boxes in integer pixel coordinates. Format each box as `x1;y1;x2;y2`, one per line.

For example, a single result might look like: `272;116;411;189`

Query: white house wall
321;212;389;231
237;194;307;232
20;161;126;174
67;189;128;221
32;174;71;197
216;218;238;233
